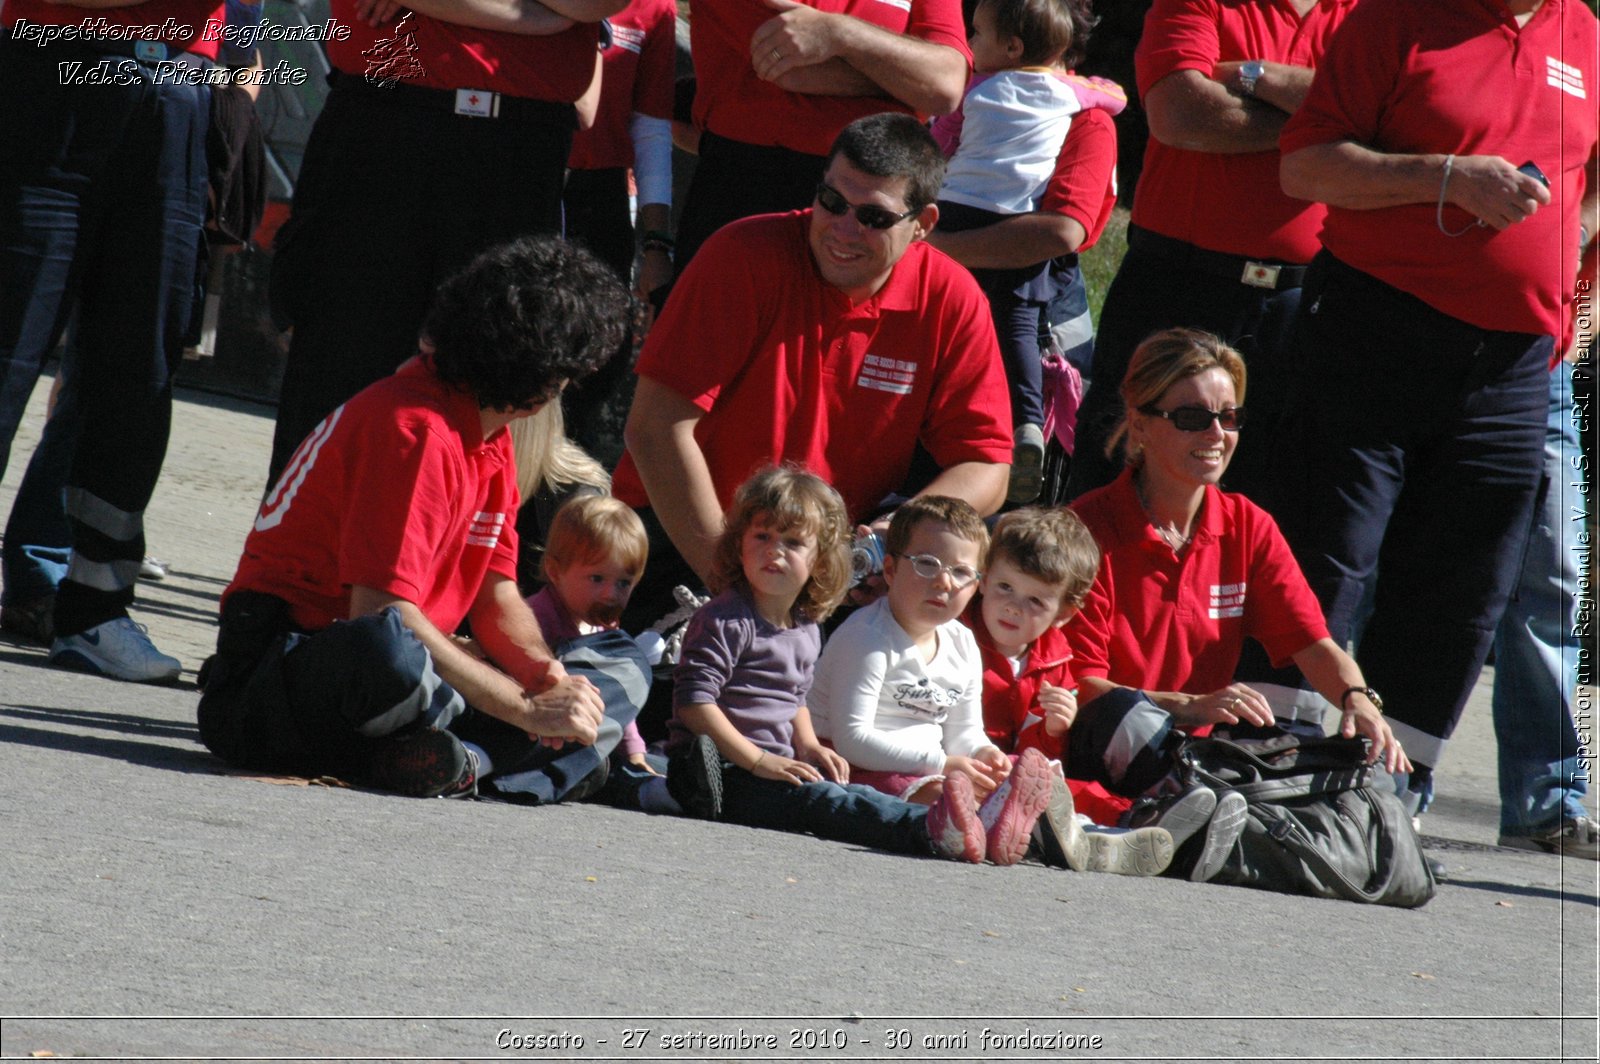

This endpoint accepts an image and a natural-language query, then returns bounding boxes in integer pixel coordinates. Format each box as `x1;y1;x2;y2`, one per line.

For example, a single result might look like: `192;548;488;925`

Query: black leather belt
1128;224;1308;292
328;68;576;127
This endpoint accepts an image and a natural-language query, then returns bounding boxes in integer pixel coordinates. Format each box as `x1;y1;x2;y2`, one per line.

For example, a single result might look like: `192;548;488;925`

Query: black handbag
1179;731;1436;908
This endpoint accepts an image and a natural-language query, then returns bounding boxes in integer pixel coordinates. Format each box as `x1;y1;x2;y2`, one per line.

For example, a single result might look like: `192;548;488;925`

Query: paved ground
1;375;1596;1063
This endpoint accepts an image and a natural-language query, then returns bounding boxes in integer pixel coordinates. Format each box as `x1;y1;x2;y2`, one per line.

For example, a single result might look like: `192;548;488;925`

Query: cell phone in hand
1517;160;1550;188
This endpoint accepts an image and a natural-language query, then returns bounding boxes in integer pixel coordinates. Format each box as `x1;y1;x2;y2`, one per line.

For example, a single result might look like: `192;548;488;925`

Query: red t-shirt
1131;0;1356;261
1280;0;1599;337
3;0;223;60
690;0;971;157
611;211;1012;522
1039;105;1119;252
226;358;520;634
325;0;599;100
1067;468;1329;699
569;0;677;170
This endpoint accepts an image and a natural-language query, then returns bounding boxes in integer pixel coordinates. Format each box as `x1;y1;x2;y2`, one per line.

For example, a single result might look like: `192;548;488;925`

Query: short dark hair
825;113;947;213
986;506;1100;608
885;495;990;560
423;236;630;411
980;0;1096;68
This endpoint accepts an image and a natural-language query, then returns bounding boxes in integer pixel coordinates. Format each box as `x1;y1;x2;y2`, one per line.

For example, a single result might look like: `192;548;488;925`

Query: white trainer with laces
50;617;182;684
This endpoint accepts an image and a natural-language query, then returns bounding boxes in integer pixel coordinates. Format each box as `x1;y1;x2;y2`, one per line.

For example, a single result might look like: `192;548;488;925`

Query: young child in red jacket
963;506;1172;875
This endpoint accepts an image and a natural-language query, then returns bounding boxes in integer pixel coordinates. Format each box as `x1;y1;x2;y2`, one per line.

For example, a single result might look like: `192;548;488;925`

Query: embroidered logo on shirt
611;24;645;54
1209;582;1245;620
892;679;958;720
1547;56;1586;99
858;353;917;395
467;511;506;549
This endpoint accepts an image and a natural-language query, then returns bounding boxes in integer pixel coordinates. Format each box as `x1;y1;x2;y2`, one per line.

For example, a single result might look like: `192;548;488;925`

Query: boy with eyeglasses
809;497;1057;865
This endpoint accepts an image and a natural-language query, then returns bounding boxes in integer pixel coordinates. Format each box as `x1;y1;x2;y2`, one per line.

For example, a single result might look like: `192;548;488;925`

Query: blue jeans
1491;363;1588;834
0;37;208;634
1275;254;1547;799
721;764;933;856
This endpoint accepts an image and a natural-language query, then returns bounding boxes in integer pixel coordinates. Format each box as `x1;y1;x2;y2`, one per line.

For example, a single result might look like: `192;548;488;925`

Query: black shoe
0;595;55;647
364;728;472;798
564;757;610;803
667;734;724;820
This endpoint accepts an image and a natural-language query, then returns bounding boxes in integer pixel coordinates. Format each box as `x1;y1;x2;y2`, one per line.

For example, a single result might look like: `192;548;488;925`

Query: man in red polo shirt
1067;0;1356;503
673;0;971;271
616;114;1011;628
264;0;625;487
1276;0;1598;834
200;238;629;798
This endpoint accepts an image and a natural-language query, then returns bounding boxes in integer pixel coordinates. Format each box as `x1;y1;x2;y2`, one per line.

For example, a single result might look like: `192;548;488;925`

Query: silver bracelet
1436;154;1482;238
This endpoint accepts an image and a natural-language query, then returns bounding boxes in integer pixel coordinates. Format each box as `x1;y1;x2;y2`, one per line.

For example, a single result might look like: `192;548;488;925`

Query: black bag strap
1248;789;1402;903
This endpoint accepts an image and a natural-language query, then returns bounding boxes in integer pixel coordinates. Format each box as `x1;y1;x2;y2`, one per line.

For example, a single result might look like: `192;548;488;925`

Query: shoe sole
1190;790;1249;882
1037;777;1090;871
1498;833;1600;861
49;647;181;685
1088;827;1175;876
985;749;1053;866
668;735;725;820
365;729;469;798
1150;786;1218;849
929;772;985;863
1007;444;1045;505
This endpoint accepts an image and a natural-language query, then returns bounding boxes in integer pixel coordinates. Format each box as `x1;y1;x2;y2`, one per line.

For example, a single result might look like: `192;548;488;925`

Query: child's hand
796;741;850;784
975;745;1011;778
627;752;662;777
944;754;1005;799
1038;683;1078;737
750;751;825;786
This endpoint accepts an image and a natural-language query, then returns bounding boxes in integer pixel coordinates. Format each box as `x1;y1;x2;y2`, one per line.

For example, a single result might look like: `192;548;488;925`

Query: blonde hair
543;495;649;578
710;465;852;624
509;401;609;502
1108;327;1247;466
986;506;1100;608
884;495;990;560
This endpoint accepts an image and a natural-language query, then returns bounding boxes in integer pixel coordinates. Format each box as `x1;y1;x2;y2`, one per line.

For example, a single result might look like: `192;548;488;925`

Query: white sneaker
50;617;182;684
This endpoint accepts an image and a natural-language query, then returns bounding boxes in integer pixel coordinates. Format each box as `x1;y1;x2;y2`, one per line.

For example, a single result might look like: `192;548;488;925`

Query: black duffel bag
1180;731;1436;908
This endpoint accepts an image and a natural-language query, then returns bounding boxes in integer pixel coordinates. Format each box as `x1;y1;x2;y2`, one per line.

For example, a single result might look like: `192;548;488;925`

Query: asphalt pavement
1;374;1596;1063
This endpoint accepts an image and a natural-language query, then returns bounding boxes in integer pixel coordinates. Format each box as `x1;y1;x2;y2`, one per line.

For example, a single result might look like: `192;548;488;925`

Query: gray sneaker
1033;773;1090;871
50;617;181;684
1128;784;1248;882
1499;815;1600;861
1086;826;1176;876
1007;423;1046;505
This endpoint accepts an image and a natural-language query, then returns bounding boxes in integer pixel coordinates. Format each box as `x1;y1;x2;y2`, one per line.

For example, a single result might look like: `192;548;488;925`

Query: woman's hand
1170;684;1275;729
1339;694;1411;774
795;740;850;784
1038;682;1078;736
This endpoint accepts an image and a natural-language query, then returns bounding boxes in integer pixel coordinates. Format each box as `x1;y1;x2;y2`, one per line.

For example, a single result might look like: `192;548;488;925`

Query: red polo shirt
569;0;677;170
226;358;520;634
1280;0;1598;337
611;211;1011;522
1131;0;1357;261
3;0;223;60
1039;106;1119;251
690;0;971;157
1067;469;1328;699
326;0;599;100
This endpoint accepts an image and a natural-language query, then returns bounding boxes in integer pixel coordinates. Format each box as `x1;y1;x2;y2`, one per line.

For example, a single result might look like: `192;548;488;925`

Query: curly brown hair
709;465;853;624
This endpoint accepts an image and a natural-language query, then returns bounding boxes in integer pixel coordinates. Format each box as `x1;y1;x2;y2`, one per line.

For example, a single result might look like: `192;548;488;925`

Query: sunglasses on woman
1139;405;1246;432
815;183;920;230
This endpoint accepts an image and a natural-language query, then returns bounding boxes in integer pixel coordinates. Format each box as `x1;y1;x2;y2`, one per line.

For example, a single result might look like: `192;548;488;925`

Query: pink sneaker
978;748;1053;866
927;771;985;863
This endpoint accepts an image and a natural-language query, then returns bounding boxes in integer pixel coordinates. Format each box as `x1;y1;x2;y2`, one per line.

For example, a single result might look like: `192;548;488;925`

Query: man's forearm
916;460;1008;517
622;380;726;583
400;0;596;34
1144;69;1288;155
827;20;965;114
1213;60;1314;118
469;574;557;692
925;213;1086;270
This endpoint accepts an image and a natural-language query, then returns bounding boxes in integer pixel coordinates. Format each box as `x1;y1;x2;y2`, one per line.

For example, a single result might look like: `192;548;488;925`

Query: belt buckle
454;89;500;118
1241;261;1281;290
135;40;167;63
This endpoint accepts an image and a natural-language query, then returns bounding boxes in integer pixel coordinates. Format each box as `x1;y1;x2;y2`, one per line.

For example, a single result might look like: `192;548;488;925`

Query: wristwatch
1239;60;1265;97
1340;686;1384;714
